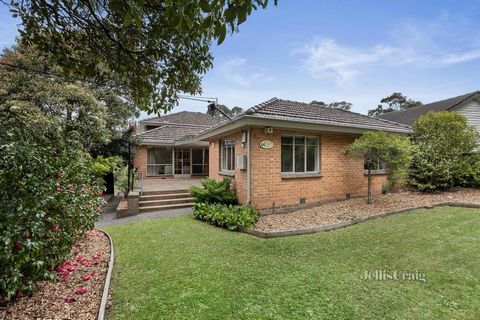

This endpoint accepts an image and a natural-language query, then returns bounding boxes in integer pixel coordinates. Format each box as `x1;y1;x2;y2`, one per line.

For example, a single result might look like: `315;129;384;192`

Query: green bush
189;177;238;205
0;107;103;302
410;112;480;192
193;203;259;231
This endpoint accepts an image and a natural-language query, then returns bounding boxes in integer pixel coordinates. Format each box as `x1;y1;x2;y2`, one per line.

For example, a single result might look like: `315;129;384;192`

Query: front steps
139;189;194;213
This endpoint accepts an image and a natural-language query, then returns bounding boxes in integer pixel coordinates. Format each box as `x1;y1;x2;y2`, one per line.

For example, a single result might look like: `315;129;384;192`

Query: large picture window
364;158;386;172
147;147;173;176
281;136;318;173
220;139;235;171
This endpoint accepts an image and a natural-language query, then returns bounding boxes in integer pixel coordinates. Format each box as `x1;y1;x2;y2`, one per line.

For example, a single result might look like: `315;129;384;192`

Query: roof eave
196;116;411;140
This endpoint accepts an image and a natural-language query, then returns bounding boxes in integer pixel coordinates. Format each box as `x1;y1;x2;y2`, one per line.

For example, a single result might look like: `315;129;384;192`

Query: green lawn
104;207;480;320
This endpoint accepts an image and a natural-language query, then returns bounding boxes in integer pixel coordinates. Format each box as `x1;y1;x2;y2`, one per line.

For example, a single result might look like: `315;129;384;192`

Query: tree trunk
367;166;372;204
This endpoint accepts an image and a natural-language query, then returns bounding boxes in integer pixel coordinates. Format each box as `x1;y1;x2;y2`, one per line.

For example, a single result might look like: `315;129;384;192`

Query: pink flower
15;241;22;249
98;191;104;196
64;297;76;303
75;287;87;295
56;183;62;191
66;184;73;191
83;271;95;281
51;224;60;232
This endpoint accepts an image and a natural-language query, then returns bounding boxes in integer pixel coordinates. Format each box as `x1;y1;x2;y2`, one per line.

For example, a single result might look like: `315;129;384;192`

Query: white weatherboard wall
454;98;480;133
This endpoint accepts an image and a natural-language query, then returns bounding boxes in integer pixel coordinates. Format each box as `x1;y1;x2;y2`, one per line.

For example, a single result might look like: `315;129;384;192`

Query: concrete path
96;196;193;228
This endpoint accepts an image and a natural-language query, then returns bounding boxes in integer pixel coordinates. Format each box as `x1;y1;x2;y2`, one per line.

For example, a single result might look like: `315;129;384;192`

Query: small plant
193;203;259;231
189;177;238;205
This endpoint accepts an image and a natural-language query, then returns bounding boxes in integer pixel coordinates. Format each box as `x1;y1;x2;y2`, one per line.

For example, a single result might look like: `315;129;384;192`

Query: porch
142;177;202;192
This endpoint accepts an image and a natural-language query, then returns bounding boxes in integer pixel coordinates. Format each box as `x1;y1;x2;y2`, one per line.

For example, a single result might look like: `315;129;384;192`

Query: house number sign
259;140;273;149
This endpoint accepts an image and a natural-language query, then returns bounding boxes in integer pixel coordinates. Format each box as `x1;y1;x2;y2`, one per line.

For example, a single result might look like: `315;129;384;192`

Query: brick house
195;98;411;212
133;111;221;178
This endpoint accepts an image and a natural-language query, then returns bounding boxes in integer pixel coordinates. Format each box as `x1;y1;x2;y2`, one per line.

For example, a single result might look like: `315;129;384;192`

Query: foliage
0;46;137;153
189;177;238;205
311;100;352;111
193;203;259;230
92;156;124;176
410;111;479;192
115;167;131;198
368;92;422;117
106;207;480;319
0;104;103;302
207;104;244;118
346;131;414;201
8;0;277;113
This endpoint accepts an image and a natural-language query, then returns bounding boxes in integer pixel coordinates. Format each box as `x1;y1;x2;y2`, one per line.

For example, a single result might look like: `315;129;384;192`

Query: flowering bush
0;107;103;302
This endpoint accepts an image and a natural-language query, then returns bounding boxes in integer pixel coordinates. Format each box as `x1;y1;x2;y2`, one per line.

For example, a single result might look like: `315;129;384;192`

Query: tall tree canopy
368;92;422;117
310;100;352;111
5;0;276;113
0;45;137;152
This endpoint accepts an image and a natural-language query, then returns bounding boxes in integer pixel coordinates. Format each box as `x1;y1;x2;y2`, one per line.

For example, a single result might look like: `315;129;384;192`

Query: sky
2;1;480;117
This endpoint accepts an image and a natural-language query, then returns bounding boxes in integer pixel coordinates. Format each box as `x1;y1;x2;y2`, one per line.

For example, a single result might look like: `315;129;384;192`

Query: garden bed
3;230;111;320
253;188;480;232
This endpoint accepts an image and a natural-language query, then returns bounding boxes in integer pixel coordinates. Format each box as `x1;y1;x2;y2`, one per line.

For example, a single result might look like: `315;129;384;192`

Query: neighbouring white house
379;91;480;132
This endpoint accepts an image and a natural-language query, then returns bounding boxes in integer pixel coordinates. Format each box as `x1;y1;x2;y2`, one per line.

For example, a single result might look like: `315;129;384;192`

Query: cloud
216;57;275;87
299;17;480;84
301;39;395;83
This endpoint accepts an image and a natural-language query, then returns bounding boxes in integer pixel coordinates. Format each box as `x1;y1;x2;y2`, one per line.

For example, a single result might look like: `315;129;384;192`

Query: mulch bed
3;230;111;320
254;188;480;232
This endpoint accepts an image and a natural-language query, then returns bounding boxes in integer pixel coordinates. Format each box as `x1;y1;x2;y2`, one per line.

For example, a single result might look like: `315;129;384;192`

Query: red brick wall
208;132;248;204
133;145;147;177
209;127;387;211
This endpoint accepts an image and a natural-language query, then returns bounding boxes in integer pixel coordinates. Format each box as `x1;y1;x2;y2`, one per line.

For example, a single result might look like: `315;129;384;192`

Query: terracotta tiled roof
379;91;480;126
143;111;221;126
137;124;208;144
242;98;411;133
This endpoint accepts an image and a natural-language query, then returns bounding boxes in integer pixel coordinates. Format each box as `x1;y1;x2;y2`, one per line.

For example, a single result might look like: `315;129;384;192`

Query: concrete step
139;202;194;213
140;192;192;201
141;189;190;196
139;197;193;207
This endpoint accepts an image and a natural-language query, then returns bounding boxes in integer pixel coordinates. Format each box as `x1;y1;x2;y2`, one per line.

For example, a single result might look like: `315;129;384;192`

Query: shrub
345;131;414;202
410;112;479;192
0;107;103;302
189;177;238;205
193;203;259;230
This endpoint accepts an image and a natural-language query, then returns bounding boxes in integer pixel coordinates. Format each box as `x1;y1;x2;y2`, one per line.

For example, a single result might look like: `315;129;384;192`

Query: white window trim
280;135;320;174
220;138;235;173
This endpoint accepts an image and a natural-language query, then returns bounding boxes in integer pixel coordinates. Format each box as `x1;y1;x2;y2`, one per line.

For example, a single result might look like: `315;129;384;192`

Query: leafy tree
310;100;327;106
311;100;352;111
410;112;479;192
346;131;413;203
328;101;352;111
0;46;137;153
6;0;277;113
368;92;422;117
207;104;244;118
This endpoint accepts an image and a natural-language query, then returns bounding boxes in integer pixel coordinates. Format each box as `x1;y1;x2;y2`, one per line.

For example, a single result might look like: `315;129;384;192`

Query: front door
174;148;191;176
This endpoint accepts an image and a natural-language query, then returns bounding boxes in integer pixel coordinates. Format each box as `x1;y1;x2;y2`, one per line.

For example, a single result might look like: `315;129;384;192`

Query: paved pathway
96;196;193;228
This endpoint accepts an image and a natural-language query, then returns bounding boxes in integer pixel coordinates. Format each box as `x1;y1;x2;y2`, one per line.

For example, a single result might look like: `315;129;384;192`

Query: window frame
146;147;174;176
364;157;387;174
280;135;320;174
220;138;236;172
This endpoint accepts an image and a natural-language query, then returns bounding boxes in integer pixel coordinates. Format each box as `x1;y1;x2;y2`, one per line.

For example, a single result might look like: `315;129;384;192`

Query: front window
220;139;235;171
281;136;318;173
147;147;173;176
364;158;386;171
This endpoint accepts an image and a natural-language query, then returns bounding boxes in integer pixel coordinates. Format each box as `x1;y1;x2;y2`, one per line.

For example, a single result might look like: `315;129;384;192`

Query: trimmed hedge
193;203;259;231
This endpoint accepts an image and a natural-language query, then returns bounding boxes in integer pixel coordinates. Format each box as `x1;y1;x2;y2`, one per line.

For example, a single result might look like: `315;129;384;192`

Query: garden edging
239;201;480;238
96;229;115;320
